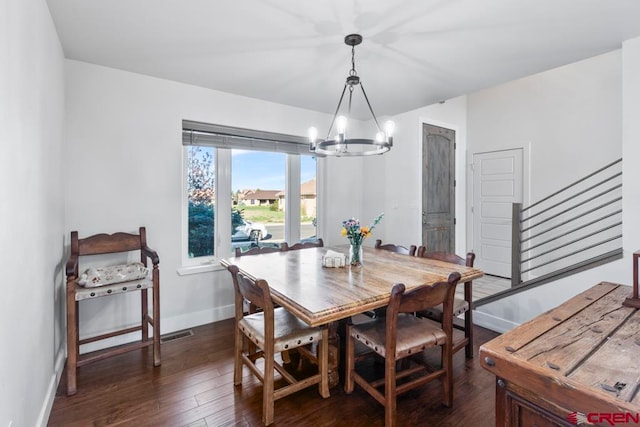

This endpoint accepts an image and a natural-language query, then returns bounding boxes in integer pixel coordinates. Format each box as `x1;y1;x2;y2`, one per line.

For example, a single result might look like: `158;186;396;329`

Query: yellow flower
341;228;347;236
361;227;370;237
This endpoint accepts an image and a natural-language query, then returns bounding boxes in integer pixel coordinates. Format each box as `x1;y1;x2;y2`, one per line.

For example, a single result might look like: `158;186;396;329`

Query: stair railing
511;158;622;288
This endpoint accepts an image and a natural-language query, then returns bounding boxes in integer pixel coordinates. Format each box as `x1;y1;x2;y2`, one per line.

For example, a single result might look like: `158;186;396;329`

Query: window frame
180;121;320;273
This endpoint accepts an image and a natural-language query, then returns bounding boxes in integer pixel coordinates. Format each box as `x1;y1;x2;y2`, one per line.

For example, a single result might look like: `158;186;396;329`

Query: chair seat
419;296;469;319
350;313;447;359
239;307;324;353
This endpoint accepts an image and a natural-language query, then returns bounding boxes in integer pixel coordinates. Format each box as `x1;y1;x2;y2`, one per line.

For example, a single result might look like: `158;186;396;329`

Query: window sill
177;260;226;276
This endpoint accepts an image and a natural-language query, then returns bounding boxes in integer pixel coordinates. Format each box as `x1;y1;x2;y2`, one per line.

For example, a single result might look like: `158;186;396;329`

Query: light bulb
384;120;395;137
308;127;318;143
336;115;347;134
375;131;385;142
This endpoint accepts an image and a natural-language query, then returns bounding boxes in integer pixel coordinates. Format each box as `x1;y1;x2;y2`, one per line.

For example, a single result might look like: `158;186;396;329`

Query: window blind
182;120;314;156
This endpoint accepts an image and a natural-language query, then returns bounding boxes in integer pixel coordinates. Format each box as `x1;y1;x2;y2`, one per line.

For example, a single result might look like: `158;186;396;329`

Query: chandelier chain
350;44;357;77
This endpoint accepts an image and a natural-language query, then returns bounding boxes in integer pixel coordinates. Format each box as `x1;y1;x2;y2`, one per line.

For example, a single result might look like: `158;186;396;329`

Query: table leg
327;321;340;388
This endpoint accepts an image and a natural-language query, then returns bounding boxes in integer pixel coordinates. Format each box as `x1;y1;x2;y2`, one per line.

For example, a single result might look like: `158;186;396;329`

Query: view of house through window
232;150;286;253
231;151;318;254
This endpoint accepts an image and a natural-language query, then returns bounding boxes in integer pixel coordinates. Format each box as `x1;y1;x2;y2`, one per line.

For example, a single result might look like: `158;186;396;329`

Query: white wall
363;97;468;252
64;61;360;350
465;50;629;331
0;0;65;426
622;38;640;266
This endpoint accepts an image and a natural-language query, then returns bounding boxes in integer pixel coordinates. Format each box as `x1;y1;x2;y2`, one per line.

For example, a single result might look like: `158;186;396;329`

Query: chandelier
308;34;395;157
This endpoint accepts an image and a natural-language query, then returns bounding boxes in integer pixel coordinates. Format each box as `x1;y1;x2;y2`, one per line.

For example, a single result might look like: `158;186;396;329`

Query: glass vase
349;243;363;267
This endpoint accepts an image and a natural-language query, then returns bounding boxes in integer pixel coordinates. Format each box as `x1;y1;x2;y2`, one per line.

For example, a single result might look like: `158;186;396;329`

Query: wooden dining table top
220;245;484;327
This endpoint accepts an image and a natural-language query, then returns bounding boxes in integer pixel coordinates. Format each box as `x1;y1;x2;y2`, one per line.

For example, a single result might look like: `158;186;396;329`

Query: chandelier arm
359;82;382;131
327;83;349;140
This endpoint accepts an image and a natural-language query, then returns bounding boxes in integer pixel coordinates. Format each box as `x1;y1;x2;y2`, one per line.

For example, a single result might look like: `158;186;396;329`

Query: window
182;121;319;266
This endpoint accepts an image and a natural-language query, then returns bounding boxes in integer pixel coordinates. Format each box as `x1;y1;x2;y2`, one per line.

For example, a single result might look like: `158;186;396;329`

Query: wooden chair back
374;239;417;256
394;274;458;314
283;238;324;251
227;265;274;317
235;245;284;257
68;227;159;277
416;247;474;267
386;272;460;347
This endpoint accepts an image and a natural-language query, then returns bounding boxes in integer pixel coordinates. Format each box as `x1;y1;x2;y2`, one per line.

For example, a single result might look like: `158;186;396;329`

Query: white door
472;149;523;278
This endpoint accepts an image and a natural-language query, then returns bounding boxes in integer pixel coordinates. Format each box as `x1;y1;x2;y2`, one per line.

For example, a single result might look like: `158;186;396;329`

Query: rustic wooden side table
480;282;640;426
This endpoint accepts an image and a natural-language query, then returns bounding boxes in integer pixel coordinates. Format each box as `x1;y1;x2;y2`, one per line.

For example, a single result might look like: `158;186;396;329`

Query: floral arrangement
341;213;384;265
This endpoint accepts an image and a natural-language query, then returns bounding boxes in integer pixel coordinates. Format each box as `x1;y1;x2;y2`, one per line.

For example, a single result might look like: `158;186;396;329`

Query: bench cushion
78;262;149;288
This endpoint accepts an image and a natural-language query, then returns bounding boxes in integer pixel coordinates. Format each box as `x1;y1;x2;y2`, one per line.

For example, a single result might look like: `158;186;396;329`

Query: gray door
422;123;455;252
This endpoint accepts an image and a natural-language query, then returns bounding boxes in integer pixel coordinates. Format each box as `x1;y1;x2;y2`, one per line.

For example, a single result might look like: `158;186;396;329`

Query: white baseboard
77;304;235;354
38;345;66;427
473;309;520;334
161;304;235;334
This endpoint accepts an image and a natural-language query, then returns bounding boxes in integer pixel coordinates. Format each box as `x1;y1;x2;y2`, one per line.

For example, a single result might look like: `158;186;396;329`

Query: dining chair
416;247;476;359
226;264;329;426
282;238;324;251
345;272;461;427
374;239;417;256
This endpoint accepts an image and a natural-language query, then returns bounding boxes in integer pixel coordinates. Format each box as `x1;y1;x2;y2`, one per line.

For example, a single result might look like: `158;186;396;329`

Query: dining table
220;244;484;386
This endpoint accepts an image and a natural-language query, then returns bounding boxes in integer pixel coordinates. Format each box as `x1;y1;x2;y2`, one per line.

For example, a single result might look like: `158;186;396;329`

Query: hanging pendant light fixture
309;34;395;157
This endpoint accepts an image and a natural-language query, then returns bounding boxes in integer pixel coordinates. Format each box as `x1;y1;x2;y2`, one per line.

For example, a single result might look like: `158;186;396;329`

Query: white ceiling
46;0;640;120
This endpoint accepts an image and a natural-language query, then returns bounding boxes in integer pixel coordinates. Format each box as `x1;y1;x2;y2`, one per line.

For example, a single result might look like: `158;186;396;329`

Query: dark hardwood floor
49;319;499;426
